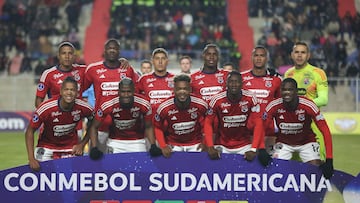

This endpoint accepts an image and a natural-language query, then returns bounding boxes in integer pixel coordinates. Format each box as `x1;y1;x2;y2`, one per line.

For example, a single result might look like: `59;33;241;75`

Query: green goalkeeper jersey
284;63;328;107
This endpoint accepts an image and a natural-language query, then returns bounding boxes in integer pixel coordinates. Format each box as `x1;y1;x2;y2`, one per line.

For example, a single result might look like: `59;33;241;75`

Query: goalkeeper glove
258;149;272;167
149;144;162;157
320;159;333;179
89;147;103;160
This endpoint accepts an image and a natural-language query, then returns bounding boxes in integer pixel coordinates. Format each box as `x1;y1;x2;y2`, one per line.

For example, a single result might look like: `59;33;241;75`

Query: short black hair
227;70;242;80
252;45;268;55
173;74;191;83
293;41;309;52
61;76;78;89
119;78;134;89
58;41;75;52
282;78;298;89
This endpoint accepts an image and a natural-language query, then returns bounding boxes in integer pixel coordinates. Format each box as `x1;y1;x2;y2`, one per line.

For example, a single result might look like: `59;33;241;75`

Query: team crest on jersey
262;112;267;120
207;108;213;115
37;83;45;91
167;81;174;88
241;105;248;112
190;112;197;119
73;114;80;121
132;111;140;118
73;73;80;81
217;77;224;84
97;109;103;117
32;114;39;123
265;81;272;87
120;73;127;79
303;78;310;85
298;114;305;121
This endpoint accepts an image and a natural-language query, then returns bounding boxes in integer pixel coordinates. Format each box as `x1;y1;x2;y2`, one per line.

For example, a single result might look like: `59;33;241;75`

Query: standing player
25;77;93;171
205;71;270;165
136;48;174;113
88;78;161;159
154;74;209;158
179;55;192;74
83;39;139;152
285;41;329;161
190;44;229;102
35;41;86;107
241;45;282;153
34;41;87;139
263;78;333;179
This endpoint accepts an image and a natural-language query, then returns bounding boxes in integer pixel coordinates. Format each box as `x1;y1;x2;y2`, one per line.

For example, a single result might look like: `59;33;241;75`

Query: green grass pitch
0;132;359;176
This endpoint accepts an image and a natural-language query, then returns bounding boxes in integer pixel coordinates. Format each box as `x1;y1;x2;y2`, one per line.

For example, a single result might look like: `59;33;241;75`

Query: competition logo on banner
0;153;358;203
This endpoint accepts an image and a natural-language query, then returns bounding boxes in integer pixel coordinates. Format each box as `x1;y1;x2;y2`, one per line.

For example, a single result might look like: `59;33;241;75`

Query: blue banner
1;152;358;203
0;111;32;131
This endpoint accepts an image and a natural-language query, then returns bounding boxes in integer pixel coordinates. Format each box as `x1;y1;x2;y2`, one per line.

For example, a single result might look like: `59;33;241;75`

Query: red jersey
95;94;152;140
36;64;87;99
84;61;139;108
205;90;264;149
30;98;93;149
135;72;174;112
263;96;333;158
154;95;208;147
190;69;229;102
241;69;282;112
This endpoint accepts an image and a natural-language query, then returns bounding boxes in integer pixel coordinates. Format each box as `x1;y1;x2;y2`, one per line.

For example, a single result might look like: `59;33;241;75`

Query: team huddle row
24;39;333;180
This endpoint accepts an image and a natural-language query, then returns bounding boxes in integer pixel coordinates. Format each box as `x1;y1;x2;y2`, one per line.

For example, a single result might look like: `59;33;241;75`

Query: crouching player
88;78;161;160
262;78;333;179
204;71;271;165
25;76;94;171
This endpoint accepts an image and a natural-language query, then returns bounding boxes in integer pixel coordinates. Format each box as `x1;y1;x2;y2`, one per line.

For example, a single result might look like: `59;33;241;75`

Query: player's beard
175;96;191;110
120;98;134;109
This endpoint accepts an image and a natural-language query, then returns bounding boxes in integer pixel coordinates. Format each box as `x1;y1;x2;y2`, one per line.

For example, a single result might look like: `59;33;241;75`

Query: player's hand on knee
320;158;334;179
244;150;257;161
89;147;103;160
149;144;162;157
161;146;172;158
258;148;272;167
197;143;207;152
29;159;40;172
207;146;221;160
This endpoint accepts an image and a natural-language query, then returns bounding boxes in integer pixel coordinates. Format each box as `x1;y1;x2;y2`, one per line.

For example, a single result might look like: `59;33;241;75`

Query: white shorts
34;147;74;161
215;144;251;155
272;142;320;163
107;138;147;153
171;143;202;152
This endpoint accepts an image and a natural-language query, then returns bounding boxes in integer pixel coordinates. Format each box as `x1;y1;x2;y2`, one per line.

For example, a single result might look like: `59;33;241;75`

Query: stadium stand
0;0;359;112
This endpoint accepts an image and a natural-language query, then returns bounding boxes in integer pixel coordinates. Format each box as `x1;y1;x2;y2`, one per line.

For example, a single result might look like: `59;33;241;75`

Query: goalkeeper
285;41;329;161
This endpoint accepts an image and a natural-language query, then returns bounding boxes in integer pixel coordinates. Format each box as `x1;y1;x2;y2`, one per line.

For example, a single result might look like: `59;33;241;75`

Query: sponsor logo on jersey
114;119;136;130
187;107;198;114
71;110;81;116
96;68;107;74
279;122;303;130
53;73;63;79
248;89;269;98
172;121;195;130
223;115;247;123
295;109;305;115
101;82;118;90
53;123;76;136
221;102;231;108
52;111;62;117
243;76;253;80
149;90;172;99
146;78;157;83
200;86;222;96
194;74;205;80
168;109;179;115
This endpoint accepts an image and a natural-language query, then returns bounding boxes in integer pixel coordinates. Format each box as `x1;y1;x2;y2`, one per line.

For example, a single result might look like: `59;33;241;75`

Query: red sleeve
36;73;50;98
83;68;92;91
154;126;167;148
204;116;214;147
315;116;333;159
248;114;265;149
